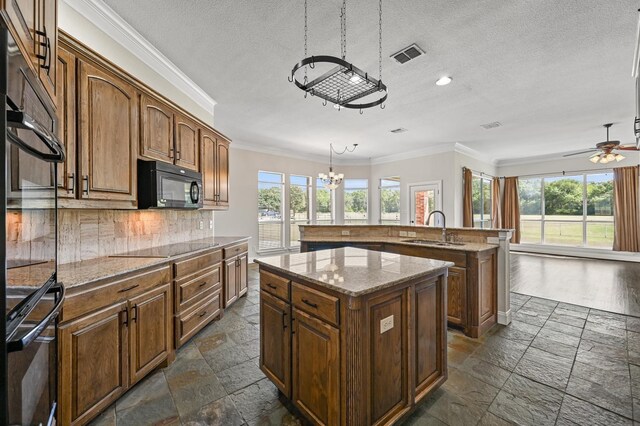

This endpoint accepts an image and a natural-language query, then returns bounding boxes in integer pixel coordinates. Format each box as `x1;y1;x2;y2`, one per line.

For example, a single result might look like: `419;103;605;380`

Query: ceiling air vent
390;128;408;134
481;122;502;130
390;44;424;64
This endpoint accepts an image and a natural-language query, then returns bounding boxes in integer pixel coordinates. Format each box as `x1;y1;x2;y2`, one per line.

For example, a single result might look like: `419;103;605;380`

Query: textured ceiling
101;0;639;162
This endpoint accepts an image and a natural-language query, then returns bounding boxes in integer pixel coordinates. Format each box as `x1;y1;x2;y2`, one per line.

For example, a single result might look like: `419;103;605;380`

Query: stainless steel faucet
426;210;447;242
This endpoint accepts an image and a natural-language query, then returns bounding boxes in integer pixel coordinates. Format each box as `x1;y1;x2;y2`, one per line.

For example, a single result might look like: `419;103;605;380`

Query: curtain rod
462;166;496;179
498;164;639;180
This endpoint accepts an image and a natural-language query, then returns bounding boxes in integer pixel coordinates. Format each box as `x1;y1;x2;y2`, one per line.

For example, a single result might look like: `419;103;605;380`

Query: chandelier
318;143;358;189
288;0;387;112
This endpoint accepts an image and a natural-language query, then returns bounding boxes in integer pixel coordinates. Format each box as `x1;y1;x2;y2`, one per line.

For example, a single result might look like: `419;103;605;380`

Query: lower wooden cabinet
292;308;340;426
446;266;467;326
223;247;248;307
58;302;129;426
128;284;171;384
260;291;291;397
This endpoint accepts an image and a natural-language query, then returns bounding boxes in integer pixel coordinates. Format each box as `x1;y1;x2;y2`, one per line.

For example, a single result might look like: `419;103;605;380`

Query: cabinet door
128;283;171;385
78;60;138;201
37;0;57;103
5;0;37;68
56;45;76;198
140;93;174;164
58;302;128;426
292;308;340;426
237;252;248;297
200;129;217;205
447;266;467;327
174;112;199;171
216;139;230;207
260;291;291;397
224;257;238;307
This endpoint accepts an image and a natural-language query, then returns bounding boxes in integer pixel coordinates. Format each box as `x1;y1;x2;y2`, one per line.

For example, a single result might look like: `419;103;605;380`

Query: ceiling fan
563;123;640;164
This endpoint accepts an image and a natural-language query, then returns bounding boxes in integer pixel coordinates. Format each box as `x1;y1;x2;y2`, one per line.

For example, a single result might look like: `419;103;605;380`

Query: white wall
213;147;370;258
59;2;214;126
497;152;640;177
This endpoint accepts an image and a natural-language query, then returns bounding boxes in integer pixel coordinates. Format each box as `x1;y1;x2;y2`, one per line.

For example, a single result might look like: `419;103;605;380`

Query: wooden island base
256;248;450;426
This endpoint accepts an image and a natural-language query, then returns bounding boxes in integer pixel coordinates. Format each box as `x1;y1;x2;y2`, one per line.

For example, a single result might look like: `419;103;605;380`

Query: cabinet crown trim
60;0;217;113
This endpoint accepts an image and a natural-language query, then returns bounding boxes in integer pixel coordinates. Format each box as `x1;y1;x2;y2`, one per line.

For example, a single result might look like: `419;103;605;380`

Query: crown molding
61;0;216;115
495;151;577;167
231;142;372;166
452;143;498;166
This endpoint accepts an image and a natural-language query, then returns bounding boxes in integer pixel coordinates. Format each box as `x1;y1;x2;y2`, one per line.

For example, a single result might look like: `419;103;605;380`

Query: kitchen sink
402;239;465;247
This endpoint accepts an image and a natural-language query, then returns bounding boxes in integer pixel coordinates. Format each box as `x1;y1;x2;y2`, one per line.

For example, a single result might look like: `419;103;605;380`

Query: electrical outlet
199;220;204;230
399;231;408;237
408;231;417;237
209;220;213;229
380;315;394;334
341;230;350;236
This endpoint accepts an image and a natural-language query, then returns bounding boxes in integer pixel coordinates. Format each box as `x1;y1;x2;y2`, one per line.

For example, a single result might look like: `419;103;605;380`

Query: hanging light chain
379;0;383;80
304;0;308;81
340;0;347;60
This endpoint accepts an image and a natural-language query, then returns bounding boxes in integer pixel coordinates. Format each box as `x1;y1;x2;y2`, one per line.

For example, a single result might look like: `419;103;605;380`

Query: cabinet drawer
260;271;290;301
175;289;222;348
174;249;222;279
175;265;221;313
61;265;171;323
223;242;248;258
292;283;339;326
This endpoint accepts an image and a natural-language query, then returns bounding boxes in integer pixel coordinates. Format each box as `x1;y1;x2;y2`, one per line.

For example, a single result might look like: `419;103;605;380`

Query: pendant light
318;143;358;189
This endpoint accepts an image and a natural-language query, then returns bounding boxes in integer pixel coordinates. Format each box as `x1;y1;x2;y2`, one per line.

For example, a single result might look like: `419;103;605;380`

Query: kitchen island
255;247;452;426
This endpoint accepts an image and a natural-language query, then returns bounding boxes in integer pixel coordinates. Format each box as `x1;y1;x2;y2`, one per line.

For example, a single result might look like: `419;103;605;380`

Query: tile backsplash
58;209;214;264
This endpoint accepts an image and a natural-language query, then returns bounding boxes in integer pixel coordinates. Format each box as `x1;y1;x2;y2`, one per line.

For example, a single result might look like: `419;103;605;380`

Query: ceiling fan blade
563;149;598;157
616;145;640;151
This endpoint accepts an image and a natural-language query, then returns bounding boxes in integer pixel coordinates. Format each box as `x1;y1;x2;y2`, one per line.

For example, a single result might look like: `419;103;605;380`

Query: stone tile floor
90;265;640;425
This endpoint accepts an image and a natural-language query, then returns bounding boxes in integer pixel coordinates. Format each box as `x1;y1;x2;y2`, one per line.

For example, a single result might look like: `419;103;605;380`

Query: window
380;177;400;224
258;171;284;250
472;175;492;228
315;178;333;224
290;175;311;247
344;179;368;224
518;172;614;248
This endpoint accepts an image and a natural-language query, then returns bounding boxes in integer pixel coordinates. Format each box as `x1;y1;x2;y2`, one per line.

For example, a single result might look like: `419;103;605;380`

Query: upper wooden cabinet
3;0;58;105
174;112;199;171
201;128;230;209
56;44;76;198
78;59;138;203
140;93;174;164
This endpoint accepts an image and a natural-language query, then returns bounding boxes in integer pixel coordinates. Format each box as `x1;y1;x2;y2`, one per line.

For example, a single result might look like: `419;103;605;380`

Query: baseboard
497;309;512;325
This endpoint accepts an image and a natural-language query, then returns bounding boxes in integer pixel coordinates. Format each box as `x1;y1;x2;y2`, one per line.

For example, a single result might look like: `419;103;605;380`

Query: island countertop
254;246;453;297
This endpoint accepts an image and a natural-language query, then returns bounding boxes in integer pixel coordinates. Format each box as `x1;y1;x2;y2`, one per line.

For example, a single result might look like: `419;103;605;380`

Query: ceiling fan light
606;153;615;162
600;156;610;164
589;155;600;163
615;153;625;162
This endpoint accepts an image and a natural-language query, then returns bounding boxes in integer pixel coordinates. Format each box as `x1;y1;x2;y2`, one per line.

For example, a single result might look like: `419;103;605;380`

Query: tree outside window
344;179;368;224
380;177;400;224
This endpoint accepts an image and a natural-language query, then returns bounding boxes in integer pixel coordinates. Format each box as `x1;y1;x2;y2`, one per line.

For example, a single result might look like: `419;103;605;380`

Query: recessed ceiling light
435;76;452;86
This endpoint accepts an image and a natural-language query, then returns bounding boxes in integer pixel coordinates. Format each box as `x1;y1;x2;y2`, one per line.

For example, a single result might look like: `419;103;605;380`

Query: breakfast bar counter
255;247;452;425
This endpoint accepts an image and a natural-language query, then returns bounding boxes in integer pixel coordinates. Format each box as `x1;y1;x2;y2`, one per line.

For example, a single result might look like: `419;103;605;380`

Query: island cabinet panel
260;291;291;397
414;278;446;400
140;93;174;163
78;59;138;202
368;290;408;424
59;302;129;426
446;266;467;326
292;308;341;426
128;283;171;385
468;250;497;338
174;112;200;171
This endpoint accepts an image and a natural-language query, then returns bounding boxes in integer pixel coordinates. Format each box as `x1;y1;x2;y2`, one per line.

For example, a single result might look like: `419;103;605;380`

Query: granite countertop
7;236;250;290
254;247;453;297
299;236;498;253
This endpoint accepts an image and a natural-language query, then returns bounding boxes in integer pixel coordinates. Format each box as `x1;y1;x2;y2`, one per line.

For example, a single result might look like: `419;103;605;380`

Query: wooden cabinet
260;291;291;397
174;112;199;171
446;266;467;327
59;302;129;426
3;0;57;104
201;129;230;209
78;59;138;203
56;44;76;198
223;243;248;307
128;283;171;385
140;93;174;164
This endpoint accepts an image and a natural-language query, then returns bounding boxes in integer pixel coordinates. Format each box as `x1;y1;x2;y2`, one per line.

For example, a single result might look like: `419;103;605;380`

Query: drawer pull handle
302;299;318;309
118;284;139;293
199;281;208;287
267;283;277;289
199;310;207;318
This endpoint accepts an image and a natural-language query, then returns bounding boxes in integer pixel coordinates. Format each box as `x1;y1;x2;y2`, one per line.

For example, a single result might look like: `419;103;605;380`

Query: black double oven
1;24;65;426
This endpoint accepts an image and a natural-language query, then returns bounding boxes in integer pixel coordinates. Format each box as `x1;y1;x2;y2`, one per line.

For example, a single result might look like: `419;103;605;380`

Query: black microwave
137;160;203;209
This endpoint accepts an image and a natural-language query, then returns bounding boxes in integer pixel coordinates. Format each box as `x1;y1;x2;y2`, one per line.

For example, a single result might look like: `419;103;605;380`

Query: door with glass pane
410;183;442;226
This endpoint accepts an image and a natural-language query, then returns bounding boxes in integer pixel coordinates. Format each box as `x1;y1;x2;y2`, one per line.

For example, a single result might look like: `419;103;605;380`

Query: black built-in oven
1;24;65;426
137;159;203;209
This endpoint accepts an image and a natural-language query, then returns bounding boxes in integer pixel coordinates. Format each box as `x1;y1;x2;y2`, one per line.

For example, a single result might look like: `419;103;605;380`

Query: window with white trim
472;174;492;229
380;177;400;224
290;175;311;247
315;178;333;224
344;179;368;224
258;171;284;250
